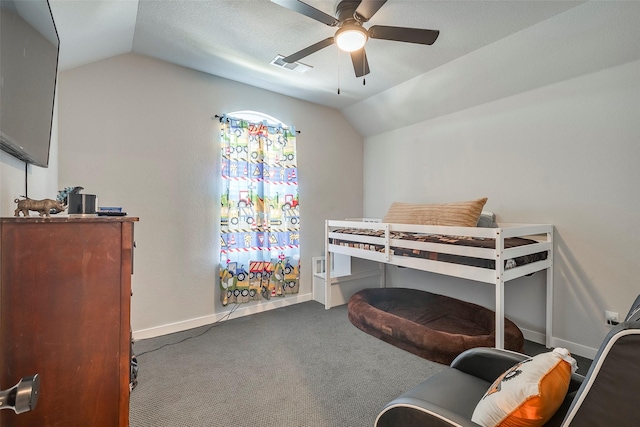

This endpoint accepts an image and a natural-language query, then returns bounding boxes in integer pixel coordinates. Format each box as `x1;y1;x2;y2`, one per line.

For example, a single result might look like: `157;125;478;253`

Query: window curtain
219;115;300;306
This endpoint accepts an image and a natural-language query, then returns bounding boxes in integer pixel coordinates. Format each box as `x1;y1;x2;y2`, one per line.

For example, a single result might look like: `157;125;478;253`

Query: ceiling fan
271;0;440;78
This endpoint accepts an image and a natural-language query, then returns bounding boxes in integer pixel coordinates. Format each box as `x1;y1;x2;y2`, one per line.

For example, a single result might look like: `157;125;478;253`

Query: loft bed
322;201;554;350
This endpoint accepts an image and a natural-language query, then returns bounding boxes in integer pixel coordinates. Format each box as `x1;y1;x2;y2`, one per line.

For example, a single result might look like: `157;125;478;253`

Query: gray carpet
130;300;593;426
130;301;445;427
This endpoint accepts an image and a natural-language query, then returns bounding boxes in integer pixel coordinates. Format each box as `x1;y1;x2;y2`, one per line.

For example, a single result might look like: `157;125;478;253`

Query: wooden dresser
0;216;138;426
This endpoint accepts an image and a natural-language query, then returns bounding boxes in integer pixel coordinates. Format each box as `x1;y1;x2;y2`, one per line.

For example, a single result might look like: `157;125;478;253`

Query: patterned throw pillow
471;348;577;427
382;198;488;227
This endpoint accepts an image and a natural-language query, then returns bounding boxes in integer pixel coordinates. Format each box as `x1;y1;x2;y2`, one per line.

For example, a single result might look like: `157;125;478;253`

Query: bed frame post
546;227;554;348
324;220;332;309
495;228;505;349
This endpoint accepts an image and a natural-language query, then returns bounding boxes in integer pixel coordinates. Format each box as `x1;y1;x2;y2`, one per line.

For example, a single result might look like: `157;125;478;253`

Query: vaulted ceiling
50;0;590;110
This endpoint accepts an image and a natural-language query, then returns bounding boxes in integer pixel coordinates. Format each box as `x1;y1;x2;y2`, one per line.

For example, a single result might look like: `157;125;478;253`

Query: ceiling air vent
270;55;312;74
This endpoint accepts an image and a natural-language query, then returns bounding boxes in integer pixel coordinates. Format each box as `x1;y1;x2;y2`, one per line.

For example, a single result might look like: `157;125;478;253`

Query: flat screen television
0;0;59;168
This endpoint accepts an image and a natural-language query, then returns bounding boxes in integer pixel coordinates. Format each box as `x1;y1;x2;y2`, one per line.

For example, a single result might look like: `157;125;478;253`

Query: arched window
218;111;299;306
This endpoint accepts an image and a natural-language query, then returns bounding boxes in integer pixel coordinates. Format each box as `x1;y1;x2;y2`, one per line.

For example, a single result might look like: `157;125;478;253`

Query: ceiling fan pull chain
363;52;366;86
337;48;341;95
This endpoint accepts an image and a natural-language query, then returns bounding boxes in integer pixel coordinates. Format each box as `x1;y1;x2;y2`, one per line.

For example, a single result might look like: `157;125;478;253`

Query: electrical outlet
605;310;619;326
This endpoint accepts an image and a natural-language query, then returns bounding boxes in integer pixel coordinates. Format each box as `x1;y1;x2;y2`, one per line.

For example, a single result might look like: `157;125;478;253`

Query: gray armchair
376;295;640;427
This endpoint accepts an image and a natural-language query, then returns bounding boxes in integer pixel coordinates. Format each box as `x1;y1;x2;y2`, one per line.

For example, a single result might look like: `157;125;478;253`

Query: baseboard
549;336;598;360
520;327;598;360
133;292;313;340
520;327;547;346
134;295;601;359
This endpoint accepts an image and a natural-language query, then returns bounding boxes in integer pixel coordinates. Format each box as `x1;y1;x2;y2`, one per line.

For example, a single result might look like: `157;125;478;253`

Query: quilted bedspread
330;228;548;270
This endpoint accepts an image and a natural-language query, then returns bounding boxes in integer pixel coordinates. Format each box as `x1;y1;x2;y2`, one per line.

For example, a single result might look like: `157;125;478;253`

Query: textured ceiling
343;0;640;136
50;0;587;110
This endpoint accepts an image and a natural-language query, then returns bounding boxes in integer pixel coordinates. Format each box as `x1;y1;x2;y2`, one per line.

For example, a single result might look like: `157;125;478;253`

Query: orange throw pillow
471;348;577;427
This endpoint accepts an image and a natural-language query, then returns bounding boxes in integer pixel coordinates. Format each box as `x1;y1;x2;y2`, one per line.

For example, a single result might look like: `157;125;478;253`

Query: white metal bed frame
324;220;554;349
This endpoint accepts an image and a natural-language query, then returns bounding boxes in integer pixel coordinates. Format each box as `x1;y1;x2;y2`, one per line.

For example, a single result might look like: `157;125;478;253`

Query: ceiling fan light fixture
335;25;368;52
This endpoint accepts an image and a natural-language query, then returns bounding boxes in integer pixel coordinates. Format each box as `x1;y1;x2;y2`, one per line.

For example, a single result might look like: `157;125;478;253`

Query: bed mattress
330;228;547;270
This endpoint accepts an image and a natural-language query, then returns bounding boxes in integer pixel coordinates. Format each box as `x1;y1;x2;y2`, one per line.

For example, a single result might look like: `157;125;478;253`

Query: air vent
270;55;312;74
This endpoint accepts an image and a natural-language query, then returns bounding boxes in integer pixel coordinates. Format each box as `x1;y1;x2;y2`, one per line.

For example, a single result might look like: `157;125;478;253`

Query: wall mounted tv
0;0;59;168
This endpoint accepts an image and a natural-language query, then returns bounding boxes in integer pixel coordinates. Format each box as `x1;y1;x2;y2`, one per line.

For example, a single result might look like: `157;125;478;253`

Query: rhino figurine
14;198;67;218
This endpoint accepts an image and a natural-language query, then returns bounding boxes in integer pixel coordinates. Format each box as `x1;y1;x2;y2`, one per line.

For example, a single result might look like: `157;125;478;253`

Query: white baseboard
521;327;598;360
520;327;547;346
549;336;598;360
133;295;600;360
133;292;313;340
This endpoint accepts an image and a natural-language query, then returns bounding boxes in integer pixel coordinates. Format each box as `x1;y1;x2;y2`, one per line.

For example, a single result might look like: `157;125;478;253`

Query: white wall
361;60;640;358
57;53;364;338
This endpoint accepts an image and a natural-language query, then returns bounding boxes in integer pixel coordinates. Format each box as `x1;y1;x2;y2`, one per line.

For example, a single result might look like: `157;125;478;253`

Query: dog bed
348;288;524;364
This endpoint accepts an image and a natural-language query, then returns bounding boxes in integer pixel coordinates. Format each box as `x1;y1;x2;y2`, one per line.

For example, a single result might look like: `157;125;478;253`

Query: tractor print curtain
219;115;300;306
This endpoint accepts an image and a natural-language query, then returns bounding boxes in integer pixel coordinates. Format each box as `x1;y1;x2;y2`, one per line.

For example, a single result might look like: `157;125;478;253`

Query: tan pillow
382;198;488;227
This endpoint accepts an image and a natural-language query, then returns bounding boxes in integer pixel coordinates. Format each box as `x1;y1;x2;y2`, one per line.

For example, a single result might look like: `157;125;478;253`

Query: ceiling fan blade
271;0;339;26
369;25;440;45
283;37;335;63
355;0;387;22
350;49;370;78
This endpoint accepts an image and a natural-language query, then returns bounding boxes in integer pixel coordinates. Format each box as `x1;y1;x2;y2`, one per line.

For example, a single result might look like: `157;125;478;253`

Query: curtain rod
213;115;301;134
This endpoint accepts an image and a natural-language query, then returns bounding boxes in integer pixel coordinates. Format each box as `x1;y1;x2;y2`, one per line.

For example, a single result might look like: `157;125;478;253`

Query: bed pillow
471;348;577;427
477;211;498;228
382;198;488;227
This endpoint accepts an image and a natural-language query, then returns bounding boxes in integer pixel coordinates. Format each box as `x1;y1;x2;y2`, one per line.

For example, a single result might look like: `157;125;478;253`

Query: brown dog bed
348;288;524;364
